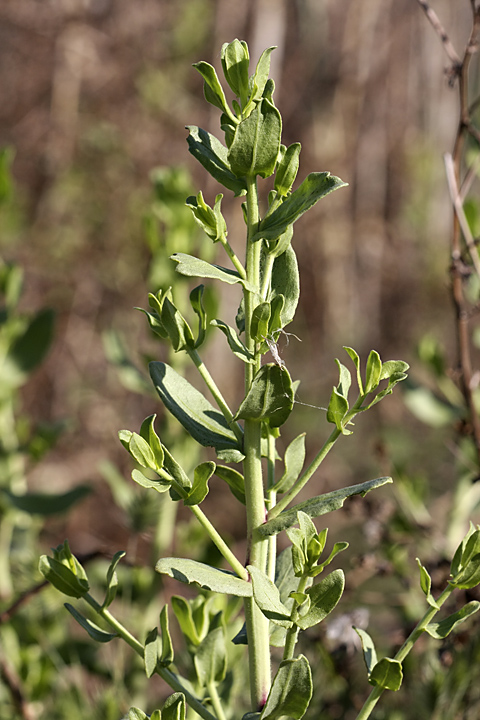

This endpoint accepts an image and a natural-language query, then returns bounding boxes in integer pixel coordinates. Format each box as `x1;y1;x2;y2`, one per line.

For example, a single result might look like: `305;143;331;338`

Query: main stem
243;174;271;711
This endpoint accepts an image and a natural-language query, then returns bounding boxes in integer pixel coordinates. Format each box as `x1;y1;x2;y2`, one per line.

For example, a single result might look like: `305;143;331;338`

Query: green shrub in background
38;39;480;720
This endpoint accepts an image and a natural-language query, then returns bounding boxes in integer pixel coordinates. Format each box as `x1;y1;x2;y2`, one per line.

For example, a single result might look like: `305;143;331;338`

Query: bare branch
444;152;480;277
416;0;462;69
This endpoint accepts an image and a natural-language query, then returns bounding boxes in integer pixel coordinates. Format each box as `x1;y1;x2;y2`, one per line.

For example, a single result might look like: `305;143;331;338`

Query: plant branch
83;593;218;720
243;173;271;710
355;583;454;720
188;348;244;444
415;0;462;70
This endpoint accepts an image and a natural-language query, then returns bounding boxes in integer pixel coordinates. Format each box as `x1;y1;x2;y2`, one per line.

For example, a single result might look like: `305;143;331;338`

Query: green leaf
365;350;382;394
258;477;393;537
186;126;247;196
122;709;148;720
313;541;349;576
211;319;254;364
274;142;301;196
235;364;294;428
228;99;282;179
162;446;192;497
155;558;252;597
326;387;350;433
39;555;89;598
65;603;117;643
190;284;208;349
172;596;204;646
451;523;477;577
144;627;160;678
193;61;232;117
249;46;276;103
194;627;227;686
129;432;157;470
416;558;439;610
171;253;254;291
296;570;345;629
251;302;271;342
221;39;250;104
131;469;171;493
260;655;312;720
158;295;195;352
253;173;347;242
354;627;378;675
425;601;480;638
184;461;216;506
214;465;246;504
273;433;306;493
247;565;292;627
369;658;403;691
140;414;164;469
2;484;91;516
150;362;241;452
159;605;174;666
1;308;55;387
450;528;480;589
103;550;126;609
344;346;363;394
186;192;227;244
335;360;352;400
268;245;300;327
380;360;410;380
162;693;186;720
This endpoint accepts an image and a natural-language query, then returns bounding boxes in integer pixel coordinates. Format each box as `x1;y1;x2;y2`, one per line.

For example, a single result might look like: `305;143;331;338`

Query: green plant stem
243;173;271;710
83;593;217;720
265;432;277;581
188;348;244;444
166;475;248;581
207;680;227;720
283;575;308;660
189;503;249;581
355;584;455;720
260;253;275;300
269;427;341;519
269;395;366;520
219;236;247;279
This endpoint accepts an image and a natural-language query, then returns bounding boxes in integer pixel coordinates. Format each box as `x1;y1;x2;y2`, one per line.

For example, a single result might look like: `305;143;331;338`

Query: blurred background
2;1;480;718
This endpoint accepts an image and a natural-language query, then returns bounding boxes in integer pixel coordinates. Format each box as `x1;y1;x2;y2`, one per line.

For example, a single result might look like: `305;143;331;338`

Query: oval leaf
296;570;345;630
247;565;292;626
228;99;281;179
155;558;252;597
258;477;393;537
253;173;347;242
186;126;247;196
171;253;254;291
260;654;312;720
235;364;294;428
3;485;91;516
425;601;480;638
150;362;241;452
65;603;117;643
369;658;403;692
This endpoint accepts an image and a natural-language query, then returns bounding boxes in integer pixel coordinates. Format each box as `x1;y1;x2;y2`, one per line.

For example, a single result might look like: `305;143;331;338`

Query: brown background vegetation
0;0;473;554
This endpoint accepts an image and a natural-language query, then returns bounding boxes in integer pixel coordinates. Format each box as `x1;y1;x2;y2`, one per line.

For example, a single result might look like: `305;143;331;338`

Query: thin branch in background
416;0;462;72
0;656;37;720
444;152;480;277
458;151;480;201
419;0;480;461
0;581;47;625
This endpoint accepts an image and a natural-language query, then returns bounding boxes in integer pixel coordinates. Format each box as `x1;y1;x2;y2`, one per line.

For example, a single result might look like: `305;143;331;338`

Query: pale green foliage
38;39;480;720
